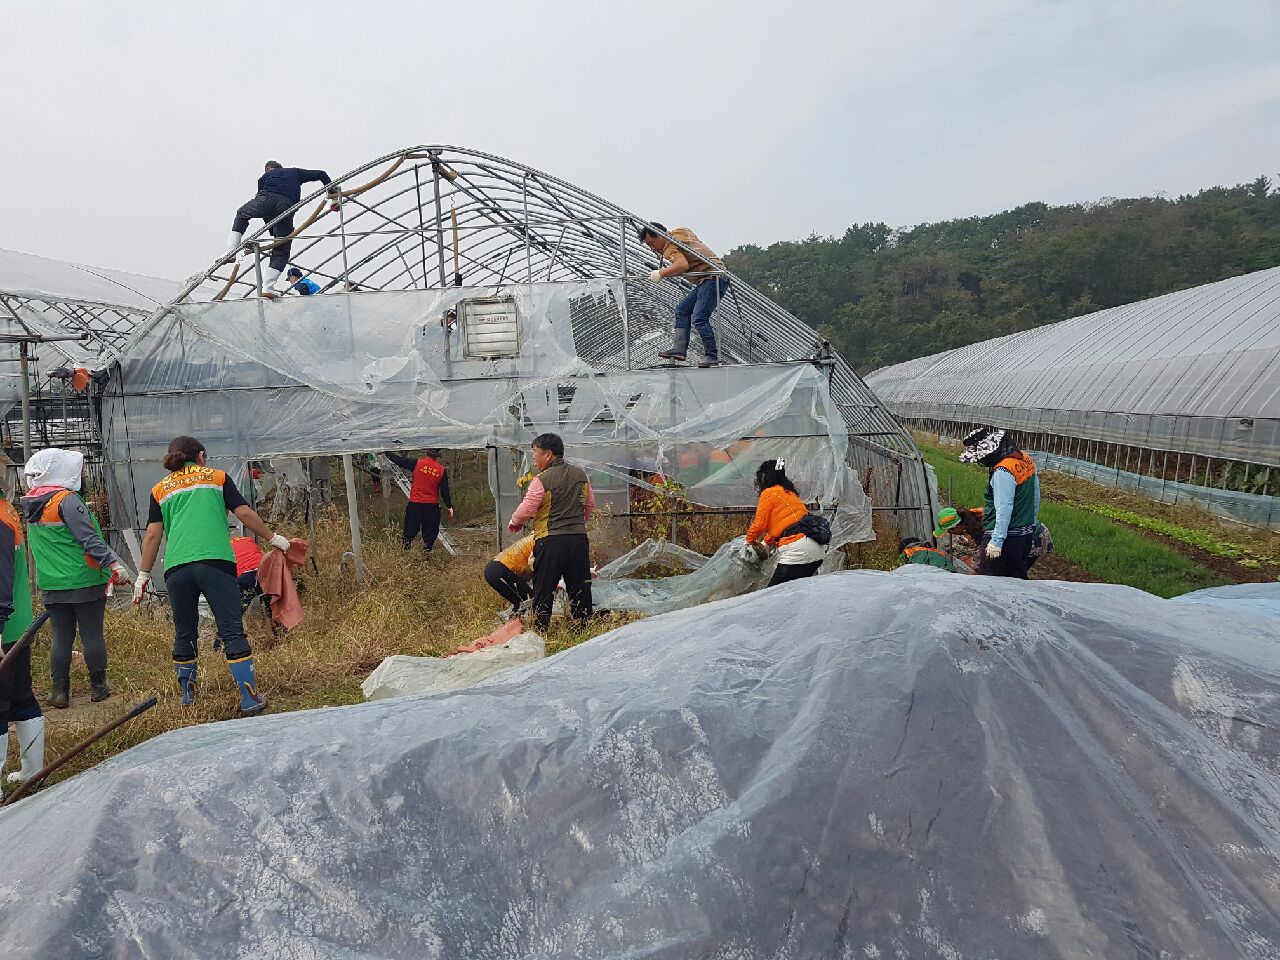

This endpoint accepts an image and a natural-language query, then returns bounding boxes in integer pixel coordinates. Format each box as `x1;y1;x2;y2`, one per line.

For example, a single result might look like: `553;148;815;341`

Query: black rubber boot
48;677;70;709
89;671;112;703
657;328;690;362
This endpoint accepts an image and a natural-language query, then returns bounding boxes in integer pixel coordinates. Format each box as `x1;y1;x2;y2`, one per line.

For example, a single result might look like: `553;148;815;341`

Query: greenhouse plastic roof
866;266;1280;463
0;247;203;383
1;571;1277;958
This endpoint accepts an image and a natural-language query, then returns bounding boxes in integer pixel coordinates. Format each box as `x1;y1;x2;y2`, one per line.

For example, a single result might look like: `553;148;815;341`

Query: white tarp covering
1;570;1278;957
362;632;545;700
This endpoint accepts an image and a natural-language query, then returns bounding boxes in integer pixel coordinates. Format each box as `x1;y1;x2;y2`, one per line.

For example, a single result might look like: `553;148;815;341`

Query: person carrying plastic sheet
0;491;43;784
508;433;595;630
484;535;535;614
22;449;132;708
959;427;1042;579
637;222;728;367
134;436;292;715
226;160;337;296
745;459;828;587
384;450;455;553
286;267;321;295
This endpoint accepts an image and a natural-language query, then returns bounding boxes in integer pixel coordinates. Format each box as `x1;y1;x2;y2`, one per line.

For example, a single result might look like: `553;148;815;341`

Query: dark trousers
0;642;41;723
167;562;252;661
484;561;533;607
403;502;441;551
977;533;1035;579
674;276;729;361
47;599;108;682
767;560;822;587
232;191;295;272
531;534;593;629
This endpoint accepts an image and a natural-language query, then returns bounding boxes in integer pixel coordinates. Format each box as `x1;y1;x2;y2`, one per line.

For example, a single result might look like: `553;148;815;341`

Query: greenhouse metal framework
868;266;1280;527
100;145;934;553
0;249;190;470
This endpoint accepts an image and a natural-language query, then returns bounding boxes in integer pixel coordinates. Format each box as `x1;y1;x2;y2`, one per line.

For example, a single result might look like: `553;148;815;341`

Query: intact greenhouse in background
867;267;1280;530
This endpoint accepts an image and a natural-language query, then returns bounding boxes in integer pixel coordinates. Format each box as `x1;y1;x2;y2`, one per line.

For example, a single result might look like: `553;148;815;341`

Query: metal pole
18;341;31;462
342;454;365;583
618;217;632;370
414;164;429;289
522;173;532;283
252;243;264;298
430;158;449;288
336;194;352;286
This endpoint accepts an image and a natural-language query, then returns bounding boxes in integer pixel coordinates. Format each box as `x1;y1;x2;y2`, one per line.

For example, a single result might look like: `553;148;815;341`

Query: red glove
507;521;522;534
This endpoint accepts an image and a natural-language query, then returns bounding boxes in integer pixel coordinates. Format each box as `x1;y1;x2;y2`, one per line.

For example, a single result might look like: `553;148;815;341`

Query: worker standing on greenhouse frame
638;222;728;368
959;427;1042;579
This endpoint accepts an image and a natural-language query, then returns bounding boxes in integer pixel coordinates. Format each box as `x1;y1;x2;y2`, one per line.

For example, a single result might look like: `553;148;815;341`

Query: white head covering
24;448;85;491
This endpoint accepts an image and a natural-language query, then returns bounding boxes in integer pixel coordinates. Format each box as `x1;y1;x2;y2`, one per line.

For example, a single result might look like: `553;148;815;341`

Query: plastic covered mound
2;569;1279;958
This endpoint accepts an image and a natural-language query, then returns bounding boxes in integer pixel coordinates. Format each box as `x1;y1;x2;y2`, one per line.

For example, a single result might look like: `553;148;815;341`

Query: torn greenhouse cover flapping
103;280;874;545
1;571;1277;958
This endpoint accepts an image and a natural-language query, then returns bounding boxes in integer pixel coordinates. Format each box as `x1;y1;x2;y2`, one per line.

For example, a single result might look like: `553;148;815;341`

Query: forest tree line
724;177;1280;374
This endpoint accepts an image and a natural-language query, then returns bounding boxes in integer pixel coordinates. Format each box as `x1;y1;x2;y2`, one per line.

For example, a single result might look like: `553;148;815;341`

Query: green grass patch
919;442;1229;598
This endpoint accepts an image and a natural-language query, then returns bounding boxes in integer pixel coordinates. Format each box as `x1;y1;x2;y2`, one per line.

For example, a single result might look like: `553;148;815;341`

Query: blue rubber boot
227;656;267;715
173;660;198;706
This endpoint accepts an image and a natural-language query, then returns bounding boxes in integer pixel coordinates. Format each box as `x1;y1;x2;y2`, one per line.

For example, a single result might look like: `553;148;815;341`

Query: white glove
108;562;133;587
985;541;1003;559
648;270;663;283
741;541;761;563
269;534;291;551
132;571;151;605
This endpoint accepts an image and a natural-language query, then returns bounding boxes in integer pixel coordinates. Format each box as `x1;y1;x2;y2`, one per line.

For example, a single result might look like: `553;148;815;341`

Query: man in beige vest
638;223;730;367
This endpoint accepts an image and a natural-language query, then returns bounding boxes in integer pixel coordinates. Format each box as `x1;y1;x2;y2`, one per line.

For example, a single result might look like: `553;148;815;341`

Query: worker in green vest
896;537;964;572
135;436;291;715
959;427;1042;579
21;448;133;708
0;492;43;783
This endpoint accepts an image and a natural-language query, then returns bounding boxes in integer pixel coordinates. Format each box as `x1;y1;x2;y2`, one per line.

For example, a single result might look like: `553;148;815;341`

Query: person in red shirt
384;449;455;552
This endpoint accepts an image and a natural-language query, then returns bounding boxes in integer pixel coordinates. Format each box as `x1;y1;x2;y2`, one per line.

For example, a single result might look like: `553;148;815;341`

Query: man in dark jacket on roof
227;161;337;296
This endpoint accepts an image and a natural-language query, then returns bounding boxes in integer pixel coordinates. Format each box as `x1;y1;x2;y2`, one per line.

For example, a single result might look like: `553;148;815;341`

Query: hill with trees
724;177;1280;374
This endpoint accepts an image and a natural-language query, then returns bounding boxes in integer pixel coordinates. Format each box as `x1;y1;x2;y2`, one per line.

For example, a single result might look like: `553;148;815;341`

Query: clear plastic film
104;280;872;545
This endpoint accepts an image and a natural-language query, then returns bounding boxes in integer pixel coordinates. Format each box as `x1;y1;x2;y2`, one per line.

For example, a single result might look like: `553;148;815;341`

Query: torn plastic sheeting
2;571;1279;957
594;536;776;616
596;538;708;579
361;631;545;700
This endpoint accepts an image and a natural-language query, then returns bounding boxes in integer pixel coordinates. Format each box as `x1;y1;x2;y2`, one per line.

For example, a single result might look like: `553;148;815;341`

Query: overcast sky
2;0;1278;281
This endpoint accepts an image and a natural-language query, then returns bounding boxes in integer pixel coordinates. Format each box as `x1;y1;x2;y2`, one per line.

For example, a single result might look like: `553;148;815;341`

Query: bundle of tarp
0;570;1277;958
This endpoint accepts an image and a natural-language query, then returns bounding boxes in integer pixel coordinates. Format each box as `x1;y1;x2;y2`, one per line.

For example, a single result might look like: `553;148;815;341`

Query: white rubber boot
5;716;45;784
261;267;282;298
226;231;244;253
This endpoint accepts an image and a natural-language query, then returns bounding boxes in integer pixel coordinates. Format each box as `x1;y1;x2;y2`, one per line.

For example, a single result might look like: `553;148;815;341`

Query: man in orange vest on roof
384;449;454;552
959;427;1042;579
638;222;729;368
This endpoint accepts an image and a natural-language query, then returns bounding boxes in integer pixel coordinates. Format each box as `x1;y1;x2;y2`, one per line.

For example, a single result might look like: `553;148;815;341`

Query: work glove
985;541;1003;559
269;534;291;551
647;270;663;283
447;508;455;520
507;521;522;534
132;571;151;605
108;562;133;587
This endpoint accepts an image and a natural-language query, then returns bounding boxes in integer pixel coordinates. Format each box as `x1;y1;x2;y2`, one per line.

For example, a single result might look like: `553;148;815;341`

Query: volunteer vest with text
410;457;445;503
901;544;953;569
152;464;236;568
28;490;112;592
982;452;1038;531
0;499;33;644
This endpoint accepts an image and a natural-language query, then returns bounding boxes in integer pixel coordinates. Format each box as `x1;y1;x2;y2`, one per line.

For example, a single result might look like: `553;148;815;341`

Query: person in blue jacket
286;267;321;295
226;161;337;294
